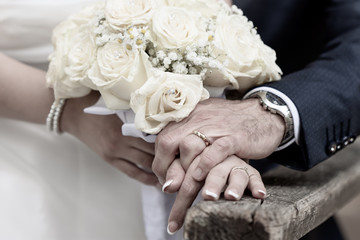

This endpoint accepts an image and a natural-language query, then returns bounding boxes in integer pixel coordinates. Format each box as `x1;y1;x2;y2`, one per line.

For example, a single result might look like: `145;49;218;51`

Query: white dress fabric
0;1;182;239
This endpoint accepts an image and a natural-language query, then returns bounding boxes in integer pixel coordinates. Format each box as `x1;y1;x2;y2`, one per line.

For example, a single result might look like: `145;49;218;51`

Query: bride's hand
0;53;157;186
201;157;265;201
61;91;159;187
165;155;266;235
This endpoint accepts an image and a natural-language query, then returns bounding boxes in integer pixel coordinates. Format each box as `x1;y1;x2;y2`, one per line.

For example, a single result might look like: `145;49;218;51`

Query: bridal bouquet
46;0;282;135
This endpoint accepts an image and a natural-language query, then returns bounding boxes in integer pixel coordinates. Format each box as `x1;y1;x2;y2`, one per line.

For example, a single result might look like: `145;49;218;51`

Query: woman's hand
61;91;159;186
164;155;266;234
201;157;265;201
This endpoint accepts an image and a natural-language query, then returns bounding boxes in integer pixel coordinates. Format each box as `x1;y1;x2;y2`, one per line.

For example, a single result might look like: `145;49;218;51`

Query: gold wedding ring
231;166;250;177
192;130;211;147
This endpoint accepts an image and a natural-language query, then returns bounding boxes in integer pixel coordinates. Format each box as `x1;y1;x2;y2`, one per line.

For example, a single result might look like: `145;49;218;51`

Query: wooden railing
184;141;360;240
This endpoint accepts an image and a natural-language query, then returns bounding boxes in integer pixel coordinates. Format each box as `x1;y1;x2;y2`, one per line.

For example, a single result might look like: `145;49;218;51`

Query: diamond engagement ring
192;130;211;147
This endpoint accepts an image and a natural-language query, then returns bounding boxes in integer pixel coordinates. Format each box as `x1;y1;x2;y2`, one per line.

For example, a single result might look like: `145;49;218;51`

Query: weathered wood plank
184;141;360;240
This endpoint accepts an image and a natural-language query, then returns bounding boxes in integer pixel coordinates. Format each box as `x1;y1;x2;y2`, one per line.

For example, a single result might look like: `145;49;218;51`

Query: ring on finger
231;166;250;178
192;130;211;147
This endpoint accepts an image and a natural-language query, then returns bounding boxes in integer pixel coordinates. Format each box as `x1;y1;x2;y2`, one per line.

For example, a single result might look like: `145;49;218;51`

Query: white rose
105;0;159;29
130;70;209;134
165;0;228;18
88;42;148;110
64;30;96;83
210;13;282;92
47;22;93;99
152;7;199;49
46;3;104;100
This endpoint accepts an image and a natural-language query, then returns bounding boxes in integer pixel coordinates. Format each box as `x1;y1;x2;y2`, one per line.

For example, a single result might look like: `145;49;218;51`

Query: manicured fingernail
167;222;178;235
193;168;203;180
162;179;174;192
205;190;218;200
258;190;266;197
228;190;240;200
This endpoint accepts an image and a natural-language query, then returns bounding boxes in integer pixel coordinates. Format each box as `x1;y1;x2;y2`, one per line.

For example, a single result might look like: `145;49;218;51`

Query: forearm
0;52;53;124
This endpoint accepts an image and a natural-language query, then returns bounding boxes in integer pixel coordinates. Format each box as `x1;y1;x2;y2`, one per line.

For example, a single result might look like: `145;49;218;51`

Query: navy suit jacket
234;0;360;170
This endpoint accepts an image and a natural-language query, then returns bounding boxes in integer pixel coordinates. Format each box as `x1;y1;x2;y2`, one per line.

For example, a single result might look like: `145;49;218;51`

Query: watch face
265;92;286;105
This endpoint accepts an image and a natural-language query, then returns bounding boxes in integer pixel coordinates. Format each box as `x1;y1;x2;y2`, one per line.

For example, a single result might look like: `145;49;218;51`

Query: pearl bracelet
46;99;66;135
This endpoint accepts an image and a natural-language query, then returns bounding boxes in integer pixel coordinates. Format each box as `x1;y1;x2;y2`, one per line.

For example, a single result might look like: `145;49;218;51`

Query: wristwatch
245;90;294;146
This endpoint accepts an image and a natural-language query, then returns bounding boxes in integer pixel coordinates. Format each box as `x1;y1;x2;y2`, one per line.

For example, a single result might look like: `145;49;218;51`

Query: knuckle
248;173;264;189
253;168;261;177
249;168;261;179
142;159;153;169
179;139;193;153
151;161;165;178
167;165;183;179
181;181;196;197
157;133;176;149
200;152;218;170
214;138;232;153
208;170;227;183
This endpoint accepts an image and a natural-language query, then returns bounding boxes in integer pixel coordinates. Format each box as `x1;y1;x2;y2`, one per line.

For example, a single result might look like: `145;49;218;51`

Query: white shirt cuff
243;86;300;151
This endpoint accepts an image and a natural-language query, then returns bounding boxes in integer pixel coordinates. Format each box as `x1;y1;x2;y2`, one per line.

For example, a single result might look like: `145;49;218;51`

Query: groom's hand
153;98;285;184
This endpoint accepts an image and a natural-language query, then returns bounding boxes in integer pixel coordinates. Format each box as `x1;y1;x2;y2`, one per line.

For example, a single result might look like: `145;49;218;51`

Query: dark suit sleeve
265;0;360;170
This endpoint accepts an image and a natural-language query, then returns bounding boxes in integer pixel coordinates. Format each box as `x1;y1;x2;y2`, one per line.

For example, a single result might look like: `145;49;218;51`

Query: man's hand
62;91;159;186
153;98;285;184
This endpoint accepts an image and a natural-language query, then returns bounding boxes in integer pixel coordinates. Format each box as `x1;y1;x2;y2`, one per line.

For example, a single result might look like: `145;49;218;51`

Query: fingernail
258;190;266;198
205;190;218;200
228;190;240;200
167;222;178;235
162;179;174;192
193;168;203;180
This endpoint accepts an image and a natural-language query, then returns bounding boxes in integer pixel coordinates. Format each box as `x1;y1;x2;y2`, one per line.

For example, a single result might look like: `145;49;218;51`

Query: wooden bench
184;141;360;240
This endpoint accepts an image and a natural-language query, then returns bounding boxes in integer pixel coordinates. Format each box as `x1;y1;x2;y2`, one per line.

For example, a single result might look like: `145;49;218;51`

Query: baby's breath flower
172;62;188;74
163;57;171;66
186;52;197;61
148;48;155;56
193;57;203;65
209;60;220;68
152;58;159;65
189;67;198;75
157;50;166;60
158;66;166;72
168;52;178;61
